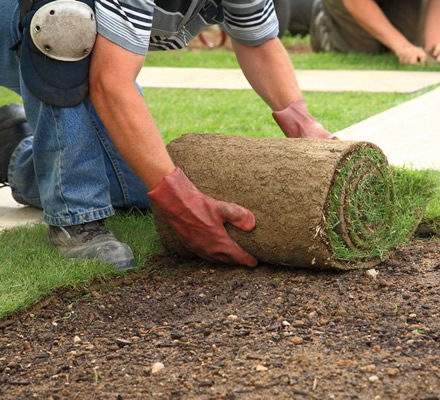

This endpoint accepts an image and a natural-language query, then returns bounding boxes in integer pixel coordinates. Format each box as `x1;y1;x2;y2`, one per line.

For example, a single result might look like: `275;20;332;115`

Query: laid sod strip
0;87;22;106
0;170;438;319
0;212;161;319
152;134;435;270
146;89;421;141
145;48;440;71
0;86;438;317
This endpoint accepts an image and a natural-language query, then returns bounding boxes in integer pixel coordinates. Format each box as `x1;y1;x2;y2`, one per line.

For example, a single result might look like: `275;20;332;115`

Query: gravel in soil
1;238;440;400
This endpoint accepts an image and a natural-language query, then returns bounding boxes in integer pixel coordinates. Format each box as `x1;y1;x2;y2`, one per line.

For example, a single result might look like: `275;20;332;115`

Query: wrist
148;167;197;211
273;99;337;140
272;99;312;139
389;37;412;54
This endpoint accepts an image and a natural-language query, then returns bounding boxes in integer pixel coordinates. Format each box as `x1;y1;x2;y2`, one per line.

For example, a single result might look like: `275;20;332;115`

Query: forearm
90;83;175;190
424;0;440;51
89;35;175;190
343;0;409;52
231;38;302;111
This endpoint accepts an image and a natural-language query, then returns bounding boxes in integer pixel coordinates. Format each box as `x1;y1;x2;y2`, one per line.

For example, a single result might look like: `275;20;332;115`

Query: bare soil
1;237;440;400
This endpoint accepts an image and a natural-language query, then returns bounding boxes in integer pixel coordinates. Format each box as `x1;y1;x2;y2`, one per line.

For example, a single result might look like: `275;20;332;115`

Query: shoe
47;219;135;271
310;0;325;51
0;103;33;184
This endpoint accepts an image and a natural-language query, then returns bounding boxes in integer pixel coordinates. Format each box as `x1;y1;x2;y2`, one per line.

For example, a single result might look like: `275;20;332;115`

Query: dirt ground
1;236;440;400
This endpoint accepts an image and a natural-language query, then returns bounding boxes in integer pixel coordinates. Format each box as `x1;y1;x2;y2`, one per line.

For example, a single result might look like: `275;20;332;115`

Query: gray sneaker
47;219;135;270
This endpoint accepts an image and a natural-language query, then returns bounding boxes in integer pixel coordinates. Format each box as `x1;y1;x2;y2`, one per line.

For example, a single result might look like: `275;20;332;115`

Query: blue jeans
0;2;150;226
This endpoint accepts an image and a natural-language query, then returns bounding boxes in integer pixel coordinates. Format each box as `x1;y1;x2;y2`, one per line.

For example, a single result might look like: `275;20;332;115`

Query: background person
288;0;440;65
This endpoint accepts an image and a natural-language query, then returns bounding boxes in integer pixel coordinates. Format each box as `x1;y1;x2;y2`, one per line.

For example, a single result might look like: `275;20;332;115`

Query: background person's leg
311;0;383;53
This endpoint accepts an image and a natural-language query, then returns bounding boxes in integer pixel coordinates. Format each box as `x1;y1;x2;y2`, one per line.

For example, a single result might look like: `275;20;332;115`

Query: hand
427;43;440;62
273;99;338;140
148;168;258;267
394;43;427;65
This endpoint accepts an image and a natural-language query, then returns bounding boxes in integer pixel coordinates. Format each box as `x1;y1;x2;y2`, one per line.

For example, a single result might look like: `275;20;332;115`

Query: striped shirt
95;0;279;55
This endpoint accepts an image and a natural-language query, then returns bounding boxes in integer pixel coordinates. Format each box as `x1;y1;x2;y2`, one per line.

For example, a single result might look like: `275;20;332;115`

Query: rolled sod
152;134;403;270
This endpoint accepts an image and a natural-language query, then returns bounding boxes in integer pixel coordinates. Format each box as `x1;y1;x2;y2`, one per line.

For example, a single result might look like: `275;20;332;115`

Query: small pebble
151;362;165;374
308;311;318;320
227;315;238;321
73;335;81;344
366;269;378;280
255;364;268;372
290;336;303;345
368;375;379;383
386;368;400;377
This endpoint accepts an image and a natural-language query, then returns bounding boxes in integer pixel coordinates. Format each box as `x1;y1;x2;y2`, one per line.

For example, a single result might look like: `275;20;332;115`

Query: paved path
0;186;42;230
138;67;440;93
335;86;440;169
1;71;440;231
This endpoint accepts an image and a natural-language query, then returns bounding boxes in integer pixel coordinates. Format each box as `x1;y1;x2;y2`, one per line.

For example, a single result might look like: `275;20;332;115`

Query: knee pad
19;0;96;107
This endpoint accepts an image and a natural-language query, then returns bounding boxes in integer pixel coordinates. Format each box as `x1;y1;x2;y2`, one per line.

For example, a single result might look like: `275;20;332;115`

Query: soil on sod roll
1;238;440;399
153;135;404;270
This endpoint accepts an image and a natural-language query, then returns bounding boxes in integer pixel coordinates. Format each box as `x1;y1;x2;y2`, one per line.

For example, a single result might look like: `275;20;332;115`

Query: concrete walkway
0;186;42;230
1;70;440;231
335;86;440;170
138;67;440;93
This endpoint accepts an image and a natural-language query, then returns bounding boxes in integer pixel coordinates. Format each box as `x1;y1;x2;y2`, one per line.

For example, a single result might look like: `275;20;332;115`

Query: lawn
1;43;439;319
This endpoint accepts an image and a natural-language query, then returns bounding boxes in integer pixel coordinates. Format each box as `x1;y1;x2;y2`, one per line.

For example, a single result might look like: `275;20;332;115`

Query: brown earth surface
1;237;440;399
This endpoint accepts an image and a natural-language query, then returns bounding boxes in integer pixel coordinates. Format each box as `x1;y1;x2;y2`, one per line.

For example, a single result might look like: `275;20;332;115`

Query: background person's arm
343;0;426;65
424;0;440;61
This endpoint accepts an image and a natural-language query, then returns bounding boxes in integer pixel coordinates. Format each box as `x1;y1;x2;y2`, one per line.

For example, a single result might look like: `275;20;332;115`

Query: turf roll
152;134;401;270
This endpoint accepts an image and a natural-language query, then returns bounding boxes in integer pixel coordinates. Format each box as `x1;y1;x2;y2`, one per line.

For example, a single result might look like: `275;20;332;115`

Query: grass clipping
153;134;436;270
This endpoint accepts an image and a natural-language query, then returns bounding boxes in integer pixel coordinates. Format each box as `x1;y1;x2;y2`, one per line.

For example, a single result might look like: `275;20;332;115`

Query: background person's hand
428;42;440;62
149;168;258;267
394;43;427;65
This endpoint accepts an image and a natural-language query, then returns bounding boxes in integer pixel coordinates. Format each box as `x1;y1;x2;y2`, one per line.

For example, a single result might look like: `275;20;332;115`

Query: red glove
148;168;258;267
273;99;338;140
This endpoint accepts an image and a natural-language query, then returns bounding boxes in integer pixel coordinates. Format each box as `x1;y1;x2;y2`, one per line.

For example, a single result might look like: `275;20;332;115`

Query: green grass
326;149;438;262
146;88;420;141
0;211;161;318
0;87;21;106
1;45;440;318
145;39;440;71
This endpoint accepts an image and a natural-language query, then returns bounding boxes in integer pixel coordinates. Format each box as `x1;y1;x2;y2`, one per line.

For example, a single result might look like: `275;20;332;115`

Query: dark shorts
311;0;426;53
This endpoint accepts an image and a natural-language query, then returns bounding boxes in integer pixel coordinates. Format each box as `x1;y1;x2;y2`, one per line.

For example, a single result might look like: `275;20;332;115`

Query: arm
89;35;257;267
424;0;440;61
231;37;301;111
89;34;175;189
343;0;426;65
232;37;336;139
